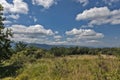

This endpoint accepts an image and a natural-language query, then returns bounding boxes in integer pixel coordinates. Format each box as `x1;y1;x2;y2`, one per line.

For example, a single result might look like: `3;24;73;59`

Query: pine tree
0;4;13;61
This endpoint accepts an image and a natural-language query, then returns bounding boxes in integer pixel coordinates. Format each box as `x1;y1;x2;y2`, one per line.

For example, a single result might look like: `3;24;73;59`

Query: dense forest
0;4;120;80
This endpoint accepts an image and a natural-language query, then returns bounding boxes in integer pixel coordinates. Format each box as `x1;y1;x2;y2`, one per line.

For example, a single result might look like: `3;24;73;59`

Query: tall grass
2;55;120;80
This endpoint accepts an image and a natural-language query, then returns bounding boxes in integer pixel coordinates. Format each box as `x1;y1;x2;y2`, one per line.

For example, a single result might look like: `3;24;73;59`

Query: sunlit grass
1;55;120;80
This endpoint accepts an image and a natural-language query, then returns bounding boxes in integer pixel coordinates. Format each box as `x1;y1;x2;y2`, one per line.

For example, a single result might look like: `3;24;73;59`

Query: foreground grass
2;55;120;80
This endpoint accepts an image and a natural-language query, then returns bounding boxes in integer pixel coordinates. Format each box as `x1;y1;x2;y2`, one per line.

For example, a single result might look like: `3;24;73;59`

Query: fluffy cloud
32;0;57;9
54;35;62;39
76;0;89;6
54;35;62;41
76;0;119;6
3;20;12;24
6;24;104;45
33;17;38;22
76;7;110;21
103;0;120;5
7;24;59;44
66;28;104;42
0;0;28;21
10;24;55;35
0;0;29;14
76;7;120;26
7;14;20;19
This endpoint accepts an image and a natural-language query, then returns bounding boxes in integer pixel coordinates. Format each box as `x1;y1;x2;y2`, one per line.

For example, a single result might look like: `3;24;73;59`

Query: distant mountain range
12;42;108;50
28;43;73;49
28;43;54;49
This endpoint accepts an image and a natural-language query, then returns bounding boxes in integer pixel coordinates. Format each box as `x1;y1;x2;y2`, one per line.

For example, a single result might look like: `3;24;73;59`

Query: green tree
14;41;27;52
0;4;12;61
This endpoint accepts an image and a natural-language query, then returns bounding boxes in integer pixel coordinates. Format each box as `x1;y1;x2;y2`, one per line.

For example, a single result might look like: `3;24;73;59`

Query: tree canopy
0;4;12;61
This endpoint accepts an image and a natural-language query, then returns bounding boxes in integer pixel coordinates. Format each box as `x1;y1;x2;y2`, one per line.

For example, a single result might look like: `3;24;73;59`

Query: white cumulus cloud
76;0;89;6
32;0;57;9
7;14;20;19
6;25;105;46
10;24;55;36
54;35;62;41
0;0;29;14
54;35;62;39
66;28;104;42
76;7;120;26
3;20;12;24
103;0;120;5
7;24;59;44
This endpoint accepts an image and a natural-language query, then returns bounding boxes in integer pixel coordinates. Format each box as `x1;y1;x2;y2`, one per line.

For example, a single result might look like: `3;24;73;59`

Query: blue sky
0;0;120;47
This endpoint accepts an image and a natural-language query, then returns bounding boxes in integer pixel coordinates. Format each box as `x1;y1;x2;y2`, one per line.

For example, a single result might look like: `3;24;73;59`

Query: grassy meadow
1;55;120;80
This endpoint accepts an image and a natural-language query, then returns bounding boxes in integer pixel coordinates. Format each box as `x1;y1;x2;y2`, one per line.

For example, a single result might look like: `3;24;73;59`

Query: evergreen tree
0;4;12;61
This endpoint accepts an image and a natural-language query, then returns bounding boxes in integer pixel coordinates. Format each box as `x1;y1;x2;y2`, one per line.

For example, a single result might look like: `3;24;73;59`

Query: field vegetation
0;43;120;80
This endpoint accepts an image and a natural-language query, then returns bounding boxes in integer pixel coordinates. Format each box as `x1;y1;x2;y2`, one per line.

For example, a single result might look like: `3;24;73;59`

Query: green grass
1;55;120;80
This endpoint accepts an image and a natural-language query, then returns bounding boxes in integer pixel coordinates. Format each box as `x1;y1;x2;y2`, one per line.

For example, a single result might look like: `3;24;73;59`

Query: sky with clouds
0;0;120;47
